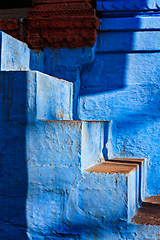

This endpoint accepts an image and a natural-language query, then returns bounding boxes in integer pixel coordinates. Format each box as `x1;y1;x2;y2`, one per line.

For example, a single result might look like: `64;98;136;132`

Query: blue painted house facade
0;0;160;239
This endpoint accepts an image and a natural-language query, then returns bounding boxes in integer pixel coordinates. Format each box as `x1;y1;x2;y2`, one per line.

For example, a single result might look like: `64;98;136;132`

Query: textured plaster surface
79;16;160;197
0;31;30;71
1;11;160;239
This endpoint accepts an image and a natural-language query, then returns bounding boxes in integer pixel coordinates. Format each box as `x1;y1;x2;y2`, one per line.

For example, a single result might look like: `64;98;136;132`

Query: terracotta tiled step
131;196;160;225
86;158;144;174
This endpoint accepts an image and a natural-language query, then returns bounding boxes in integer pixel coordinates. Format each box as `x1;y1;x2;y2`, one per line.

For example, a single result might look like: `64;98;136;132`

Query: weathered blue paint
1;2;160;238
0;71;73;122
100;16;160;31
0;31;30;71
81;121;109;170
79;15;160;199
26;120;109;239
68;168;141;224
42;47;95;119
0;68;117;239
36;72;73;120
0;31;95;119
96;31;160;52
96;0;160;17
30;50;44;73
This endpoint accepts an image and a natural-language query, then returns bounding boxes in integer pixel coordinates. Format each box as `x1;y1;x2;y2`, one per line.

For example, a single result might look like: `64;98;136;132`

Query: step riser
37;72;73;120
128;167;140;220
81;122;109;171
81;158;146;222
0;71;73;122
67;172;129;222
67;169;140;223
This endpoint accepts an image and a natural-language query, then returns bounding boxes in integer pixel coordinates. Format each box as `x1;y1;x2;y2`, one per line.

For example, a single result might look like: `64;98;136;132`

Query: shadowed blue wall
0;72;29;239
1;0;160;239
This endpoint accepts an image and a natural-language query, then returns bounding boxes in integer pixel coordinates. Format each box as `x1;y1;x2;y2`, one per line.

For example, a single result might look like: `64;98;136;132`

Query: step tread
86;158;143;174
131;196;160;225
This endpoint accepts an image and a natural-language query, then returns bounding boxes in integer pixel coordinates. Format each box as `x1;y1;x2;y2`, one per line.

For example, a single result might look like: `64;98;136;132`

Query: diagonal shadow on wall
0;72;28;239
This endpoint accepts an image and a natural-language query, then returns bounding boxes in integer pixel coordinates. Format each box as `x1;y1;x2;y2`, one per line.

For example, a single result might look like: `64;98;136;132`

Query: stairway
0;31;160;240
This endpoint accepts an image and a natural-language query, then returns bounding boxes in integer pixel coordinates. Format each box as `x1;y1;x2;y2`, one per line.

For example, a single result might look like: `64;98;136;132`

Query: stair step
0;31;30;71
86;158;144;174
74;158;145;222
0;31;43;72
131;196;160;225
0;71;73;121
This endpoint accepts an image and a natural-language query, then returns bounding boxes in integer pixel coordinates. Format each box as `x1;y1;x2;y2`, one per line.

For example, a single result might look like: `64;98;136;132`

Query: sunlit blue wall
1;0;160;239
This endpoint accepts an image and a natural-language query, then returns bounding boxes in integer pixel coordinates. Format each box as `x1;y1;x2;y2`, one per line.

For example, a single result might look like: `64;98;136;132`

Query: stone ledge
86;158;144;174
97;0;160;13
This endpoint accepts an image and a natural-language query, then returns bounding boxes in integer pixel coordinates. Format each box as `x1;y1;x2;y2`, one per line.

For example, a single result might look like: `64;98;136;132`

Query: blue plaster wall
78;16;160;197
0;69;112;239
29;15;160;197
1;2;160;238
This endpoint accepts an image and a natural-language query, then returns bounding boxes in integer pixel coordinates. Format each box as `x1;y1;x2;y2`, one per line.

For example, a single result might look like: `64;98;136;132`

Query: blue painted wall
79;15;160;197
1;0;160;238
30;15;160;197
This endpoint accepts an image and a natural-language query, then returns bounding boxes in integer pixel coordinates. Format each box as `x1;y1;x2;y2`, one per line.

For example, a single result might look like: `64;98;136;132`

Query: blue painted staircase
0;29;160;240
